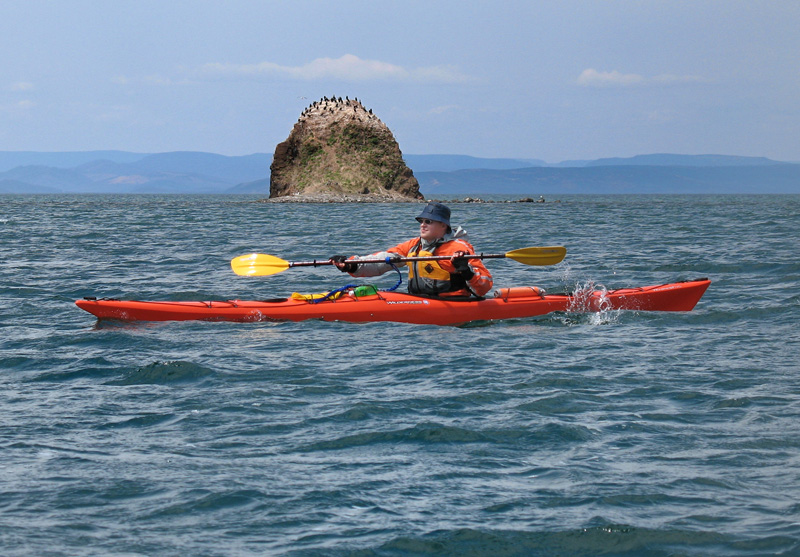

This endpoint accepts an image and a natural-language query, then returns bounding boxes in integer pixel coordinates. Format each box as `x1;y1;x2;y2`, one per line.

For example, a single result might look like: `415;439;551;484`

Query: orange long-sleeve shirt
349;235;493;297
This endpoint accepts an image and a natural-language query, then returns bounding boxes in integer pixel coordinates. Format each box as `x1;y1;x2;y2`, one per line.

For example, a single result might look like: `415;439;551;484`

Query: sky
1;0;799;162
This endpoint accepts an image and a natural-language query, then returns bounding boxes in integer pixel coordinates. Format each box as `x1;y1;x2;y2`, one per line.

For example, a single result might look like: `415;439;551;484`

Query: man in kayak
330;202;493;297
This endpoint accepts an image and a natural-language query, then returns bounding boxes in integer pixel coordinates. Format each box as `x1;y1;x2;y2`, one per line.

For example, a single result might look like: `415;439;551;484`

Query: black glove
330;255;358;273
452;256;474;280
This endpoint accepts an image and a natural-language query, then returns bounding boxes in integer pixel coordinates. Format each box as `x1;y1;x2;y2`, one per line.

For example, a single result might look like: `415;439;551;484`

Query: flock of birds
296;95;381;123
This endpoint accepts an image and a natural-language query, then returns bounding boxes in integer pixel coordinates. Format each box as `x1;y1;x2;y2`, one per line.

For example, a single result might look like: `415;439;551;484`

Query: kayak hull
75;279;710;326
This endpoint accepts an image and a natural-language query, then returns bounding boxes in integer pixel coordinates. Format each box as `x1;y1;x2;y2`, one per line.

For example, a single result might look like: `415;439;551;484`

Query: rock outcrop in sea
269;96;423;201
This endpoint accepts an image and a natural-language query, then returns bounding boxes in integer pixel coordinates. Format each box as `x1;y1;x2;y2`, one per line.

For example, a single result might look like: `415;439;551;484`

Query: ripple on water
1;195;799;555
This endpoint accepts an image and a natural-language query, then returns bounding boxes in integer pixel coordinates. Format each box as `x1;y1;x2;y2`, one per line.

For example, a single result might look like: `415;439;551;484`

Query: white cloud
0;99;35;115
198;54;470;84
577;68;706;87
10;81;35;91
142;74;181;85
428;105;459;115
577;69;645;87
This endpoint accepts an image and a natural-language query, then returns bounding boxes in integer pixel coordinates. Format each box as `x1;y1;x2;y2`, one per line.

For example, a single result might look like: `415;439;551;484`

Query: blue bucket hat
416;202;451;232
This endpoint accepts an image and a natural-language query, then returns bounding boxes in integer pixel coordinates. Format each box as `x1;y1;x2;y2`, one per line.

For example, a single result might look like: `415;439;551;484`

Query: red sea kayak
75;278;710;326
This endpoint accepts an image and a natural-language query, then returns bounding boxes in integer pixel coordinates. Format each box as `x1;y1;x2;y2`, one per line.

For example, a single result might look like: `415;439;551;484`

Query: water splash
565;280;622;325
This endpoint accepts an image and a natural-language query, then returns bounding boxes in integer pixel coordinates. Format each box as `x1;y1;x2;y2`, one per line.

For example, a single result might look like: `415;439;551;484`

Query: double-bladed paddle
231;246;566;277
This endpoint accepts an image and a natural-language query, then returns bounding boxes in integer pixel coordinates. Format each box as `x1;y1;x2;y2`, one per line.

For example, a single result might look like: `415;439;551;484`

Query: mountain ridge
416;164;800;195
0;150;796;194
586;153;784;167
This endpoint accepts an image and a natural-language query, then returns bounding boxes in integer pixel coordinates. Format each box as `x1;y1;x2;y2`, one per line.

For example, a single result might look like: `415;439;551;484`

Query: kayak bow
75;278;710;326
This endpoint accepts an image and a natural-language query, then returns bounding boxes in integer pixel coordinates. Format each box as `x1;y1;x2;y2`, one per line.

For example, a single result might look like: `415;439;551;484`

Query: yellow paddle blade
231;253;290;276
505;246;566;266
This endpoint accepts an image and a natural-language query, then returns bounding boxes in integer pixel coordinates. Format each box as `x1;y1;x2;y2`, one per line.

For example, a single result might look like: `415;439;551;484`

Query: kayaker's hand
330;255;358;273
451;251;474;280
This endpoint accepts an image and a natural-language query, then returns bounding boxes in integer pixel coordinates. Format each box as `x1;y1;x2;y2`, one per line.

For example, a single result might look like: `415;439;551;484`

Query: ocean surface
1;194;799;556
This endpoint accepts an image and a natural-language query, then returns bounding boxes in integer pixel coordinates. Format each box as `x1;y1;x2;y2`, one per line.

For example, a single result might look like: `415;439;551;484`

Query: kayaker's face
419;219;447;242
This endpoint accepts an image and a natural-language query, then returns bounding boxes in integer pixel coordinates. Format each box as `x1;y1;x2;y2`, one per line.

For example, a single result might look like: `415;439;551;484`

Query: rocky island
267;96;423;202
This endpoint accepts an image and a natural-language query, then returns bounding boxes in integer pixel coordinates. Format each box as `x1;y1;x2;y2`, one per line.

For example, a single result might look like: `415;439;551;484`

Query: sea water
1;194;799;555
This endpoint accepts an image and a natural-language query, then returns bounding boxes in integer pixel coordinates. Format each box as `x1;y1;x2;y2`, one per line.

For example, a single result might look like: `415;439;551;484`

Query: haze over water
1;194;798;555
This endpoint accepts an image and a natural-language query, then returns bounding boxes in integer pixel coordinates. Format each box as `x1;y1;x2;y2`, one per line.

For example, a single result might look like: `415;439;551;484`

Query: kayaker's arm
330;252;402;277
450;251;493;297
451;253;474;280
330;255;358;273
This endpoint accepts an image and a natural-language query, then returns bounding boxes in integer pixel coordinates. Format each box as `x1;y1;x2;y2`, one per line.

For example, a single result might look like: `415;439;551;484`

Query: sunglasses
418;218;438;225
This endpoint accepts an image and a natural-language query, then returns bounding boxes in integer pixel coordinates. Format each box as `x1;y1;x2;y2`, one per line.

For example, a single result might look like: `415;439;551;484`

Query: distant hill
587;154;783;167
227;178;270;194
0;150;148;172
417;164;800;195
0;178;61;194
125;152;270;183
0;150;797;194
0;151;270;194
3;165;96;191
403;154;548;172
